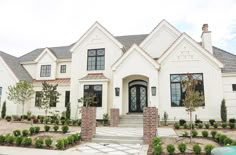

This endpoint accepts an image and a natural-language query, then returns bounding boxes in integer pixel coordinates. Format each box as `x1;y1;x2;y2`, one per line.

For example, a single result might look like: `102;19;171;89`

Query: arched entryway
129;80;147;113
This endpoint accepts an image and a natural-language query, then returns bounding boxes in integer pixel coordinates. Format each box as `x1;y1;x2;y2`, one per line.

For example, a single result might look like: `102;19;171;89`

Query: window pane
88;50;96;56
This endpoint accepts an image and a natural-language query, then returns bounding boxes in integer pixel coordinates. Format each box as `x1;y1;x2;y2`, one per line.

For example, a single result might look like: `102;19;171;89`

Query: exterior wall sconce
115;87;120;96
151;86;156;96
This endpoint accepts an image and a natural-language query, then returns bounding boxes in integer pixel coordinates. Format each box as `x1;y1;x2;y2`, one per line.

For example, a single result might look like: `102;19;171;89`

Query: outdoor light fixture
115;87;120;96
151;86;156;96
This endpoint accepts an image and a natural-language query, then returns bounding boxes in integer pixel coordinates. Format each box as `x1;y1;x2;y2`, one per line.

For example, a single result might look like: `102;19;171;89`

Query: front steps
92;134;143;144
118;114;143;127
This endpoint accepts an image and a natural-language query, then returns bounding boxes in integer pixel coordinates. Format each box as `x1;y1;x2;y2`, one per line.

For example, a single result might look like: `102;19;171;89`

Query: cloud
0;0;235;56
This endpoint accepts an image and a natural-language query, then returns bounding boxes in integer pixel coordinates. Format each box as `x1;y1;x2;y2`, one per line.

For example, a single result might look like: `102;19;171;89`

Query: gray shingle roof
213;46;236;73
115;34;148;50
0;51;32;81
19;44;73;62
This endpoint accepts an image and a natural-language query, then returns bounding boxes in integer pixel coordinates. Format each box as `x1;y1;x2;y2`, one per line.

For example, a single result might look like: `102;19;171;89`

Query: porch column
110;108;119;127
81;107;96;141
143;107;157;144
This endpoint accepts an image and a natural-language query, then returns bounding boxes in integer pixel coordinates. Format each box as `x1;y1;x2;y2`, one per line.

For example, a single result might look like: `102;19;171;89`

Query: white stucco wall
70;27;123;119
0;57;19;116
23;64;37;79
222;74;236;119
56;61;71;78
158;40;223;121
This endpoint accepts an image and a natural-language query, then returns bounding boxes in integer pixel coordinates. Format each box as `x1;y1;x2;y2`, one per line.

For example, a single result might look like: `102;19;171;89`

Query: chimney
201;24;213;54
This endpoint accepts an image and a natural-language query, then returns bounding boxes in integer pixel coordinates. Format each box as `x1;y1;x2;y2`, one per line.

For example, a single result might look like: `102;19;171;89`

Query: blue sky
0;0;235;56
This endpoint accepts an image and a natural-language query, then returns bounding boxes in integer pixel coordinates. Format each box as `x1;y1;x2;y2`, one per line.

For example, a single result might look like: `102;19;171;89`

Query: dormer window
60;65;66;73
87;49;105;70
40;65;51;77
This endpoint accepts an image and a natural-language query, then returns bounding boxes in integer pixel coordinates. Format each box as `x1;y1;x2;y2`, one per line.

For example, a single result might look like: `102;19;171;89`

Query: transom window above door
87;49;105;70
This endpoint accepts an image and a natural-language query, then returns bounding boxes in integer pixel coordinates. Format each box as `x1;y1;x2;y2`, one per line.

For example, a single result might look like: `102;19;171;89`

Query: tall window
87;49;105;70
60;65;66;73
35;91;42;107
170;73;205;107
65;91;70;107
40;65;51;77
84;85;102;107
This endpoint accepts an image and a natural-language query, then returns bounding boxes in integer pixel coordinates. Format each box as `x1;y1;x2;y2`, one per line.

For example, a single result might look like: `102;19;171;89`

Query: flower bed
0;125;81;150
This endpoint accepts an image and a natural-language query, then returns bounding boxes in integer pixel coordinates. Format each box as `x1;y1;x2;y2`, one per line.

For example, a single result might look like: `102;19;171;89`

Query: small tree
1;101;6;118
8;81;34;115
65;102;71;119
221;99;227;122
38;81;60;116
78;92;97;107
182;74;204;143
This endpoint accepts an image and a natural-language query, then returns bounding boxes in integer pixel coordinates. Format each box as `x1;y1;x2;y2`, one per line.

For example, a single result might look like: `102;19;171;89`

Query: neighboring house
1;19;236;120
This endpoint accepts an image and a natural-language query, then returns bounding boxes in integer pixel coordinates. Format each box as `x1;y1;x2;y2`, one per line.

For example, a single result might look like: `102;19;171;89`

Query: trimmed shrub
53;125;59;132
152;137;161;146
189;123;195;129
23;137;32;146
29;127;35;135
40;117;44;123
193;144;201;155
56;139;64;150
221;99;227;122
183;123;188;129
202;130;208;137
61;119;65;125
205;123;210;129
179;119;186;126
213;123;218;129
178;142;186;153
22;130;29;137
6;135;14;144
231;141;236;146
13;130;21;137
154;144;162;155
15;136;23;146
55;119;59;125
5;116;11;122
45;137;53;147
229;118;236;123
224;137;233;145
0;135;5;144
229;123;235;129
198;123;203;129
209;119;215;126
44;125;50;132
174;123;180;129
34;126;40;133
211;130;217;138
182;131;188;137
44;118;50;124
192;130;198;137
73;133;81;141
67;135;74;145
221;122;227;129
35;138;44;148
62;125;69;133
50;119;55;124
215;133;221;142
166;144;175;155
63;138;68;147
204;144;214;155
219;134;227;144
195;119;203;124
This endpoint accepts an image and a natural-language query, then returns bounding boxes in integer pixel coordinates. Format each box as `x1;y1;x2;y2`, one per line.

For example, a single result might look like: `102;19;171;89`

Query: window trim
40;65;51;77
60;65;66;73
170;73;205;107
87;48;105;71
83;84;103;107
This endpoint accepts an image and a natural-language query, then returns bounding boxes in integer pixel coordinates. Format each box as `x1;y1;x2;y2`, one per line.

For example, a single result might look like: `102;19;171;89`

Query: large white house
0;20;236;121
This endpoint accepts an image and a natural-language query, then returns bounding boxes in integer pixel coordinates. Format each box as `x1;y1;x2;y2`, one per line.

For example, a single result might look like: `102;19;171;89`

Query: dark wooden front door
129;80;147;112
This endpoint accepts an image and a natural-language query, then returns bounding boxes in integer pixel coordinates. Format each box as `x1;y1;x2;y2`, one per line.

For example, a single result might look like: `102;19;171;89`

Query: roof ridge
115;34;148;37
0;50;18;59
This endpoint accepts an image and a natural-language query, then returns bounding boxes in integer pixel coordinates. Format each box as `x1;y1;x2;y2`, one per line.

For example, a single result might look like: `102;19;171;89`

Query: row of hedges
174;122;235;129
179;118;236;126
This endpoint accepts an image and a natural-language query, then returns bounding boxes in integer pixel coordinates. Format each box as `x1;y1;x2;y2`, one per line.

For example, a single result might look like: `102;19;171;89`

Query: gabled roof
35;48;57;62
0;51;32;81
112;44;160;71
157;33;224;68
70;22;123;52
19;44;73;62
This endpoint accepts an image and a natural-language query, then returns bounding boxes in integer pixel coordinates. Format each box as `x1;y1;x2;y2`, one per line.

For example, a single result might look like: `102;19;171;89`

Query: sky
0;0;236;57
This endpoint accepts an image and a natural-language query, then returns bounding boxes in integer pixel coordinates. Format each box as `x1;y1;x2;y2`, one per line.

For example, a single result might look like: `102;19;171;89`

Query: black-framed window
60;65;66;73
40;65;51;77
87;49;105;70
170;73;205;107
84;85;102;107
65;91;70;107
35;91;42;107
232;84;236;91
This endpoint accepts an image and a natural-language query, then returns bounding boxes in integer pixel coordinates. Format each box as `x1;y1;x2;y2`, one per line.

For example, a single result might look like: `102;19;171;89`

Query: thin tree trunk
22;103;24;115
190;111;192;143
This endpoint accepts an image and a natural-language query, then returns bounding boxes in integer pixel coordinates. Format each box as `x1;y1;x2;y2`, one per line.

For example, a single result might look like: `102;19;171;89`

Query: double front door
129;80;147;112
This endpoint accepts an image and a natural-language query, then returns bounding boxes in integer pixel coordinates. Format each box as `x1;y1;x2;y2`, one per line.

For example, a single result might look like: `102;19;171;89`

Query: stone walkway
96;127;143;137
157;127;178;137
